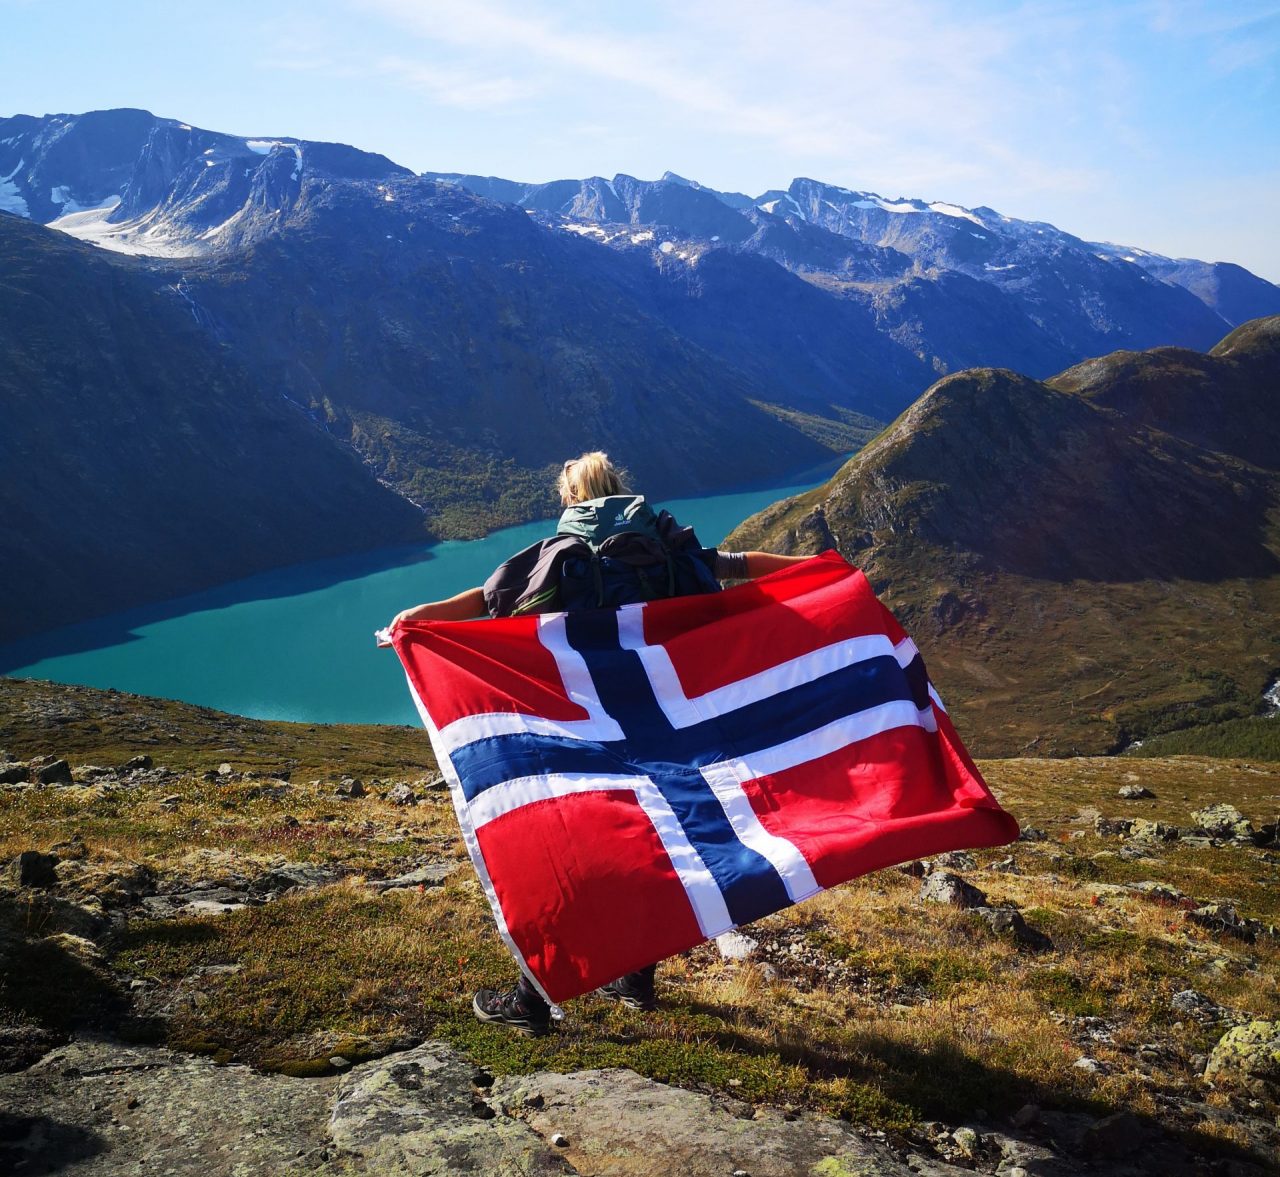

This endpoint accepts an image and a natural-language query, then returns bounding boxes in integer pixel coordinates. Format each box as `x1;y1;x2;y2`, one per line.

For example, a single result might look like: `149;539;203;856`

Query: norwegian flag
388;551;1018;1005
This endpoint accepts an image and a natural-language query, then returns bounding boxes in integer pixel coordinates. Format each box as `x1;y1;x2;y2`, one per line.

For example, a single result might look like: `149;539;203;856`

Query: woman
390;452;810;1035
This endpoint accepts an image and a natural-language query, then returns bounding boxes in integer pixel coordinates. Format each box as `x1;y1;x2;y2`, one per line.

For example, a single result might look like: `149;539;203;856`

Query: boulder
120;754;153;771
335;777;366;798
1080;1111;1149;1158
1094;816;1133;837
329;1042;567;1174
8;850;59;888
250;864;341;894
1117;784;1155;799
715;931;758;960
1126;880;1183;904
1126;818;1177;842
1204;1021;1280;1095
972;907;1052;951
385;783;418;806
1186;902;1263;943
1191;803;1256;843
920;871;987;908
929;850;976;872
36;759;74;786
367;863;456;893
1170;989;1230;1023
0;763;28;785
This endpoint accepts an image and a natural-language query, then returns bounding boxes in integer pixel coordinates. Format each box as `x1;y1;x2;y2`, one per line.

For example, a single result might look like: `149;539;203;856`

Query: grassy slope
2;678;1277;1162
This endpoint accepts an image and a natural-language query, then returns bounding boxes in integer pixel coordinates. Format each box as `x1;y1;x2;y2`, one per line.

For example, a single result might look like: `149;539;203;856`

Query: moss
266;1058;337;1078
1027;969;1109;1018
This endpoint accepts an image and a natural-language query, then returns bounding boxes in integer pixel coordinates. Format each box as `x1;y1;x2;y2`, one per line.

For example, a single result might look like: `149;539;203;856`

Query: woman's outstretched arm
741;552;813;578
391;586;486;628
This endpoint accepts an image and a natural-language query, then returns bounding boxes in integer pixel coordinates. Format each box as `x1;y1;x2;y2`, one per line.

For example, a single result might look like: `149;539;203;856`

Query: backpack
481;495;722;617
555;495;721;612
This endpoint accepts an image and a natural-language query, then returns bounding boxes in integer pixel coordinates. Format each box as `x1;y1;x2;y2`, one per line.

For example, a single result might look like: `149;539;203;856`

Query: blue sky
4;0;1278;279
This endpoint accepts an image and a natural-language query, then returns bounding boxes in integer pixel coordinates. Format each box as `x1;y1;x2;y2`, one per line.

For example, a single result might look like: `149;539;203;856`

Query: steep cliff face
728;318;1280;757
0;215;423;642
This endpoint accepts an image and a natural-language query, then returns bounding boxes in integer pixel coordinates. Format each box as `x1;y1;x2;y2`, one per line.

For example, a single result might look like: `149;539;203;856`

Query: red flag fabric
389;551;1018;1004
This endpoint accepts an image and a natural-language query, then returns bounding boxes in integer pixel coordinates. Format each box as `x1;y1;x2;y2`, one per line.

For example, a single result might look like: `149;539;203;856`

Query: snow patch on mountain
928;202;985;226
0;158;29;216
245;139;293;155
50;198;203;258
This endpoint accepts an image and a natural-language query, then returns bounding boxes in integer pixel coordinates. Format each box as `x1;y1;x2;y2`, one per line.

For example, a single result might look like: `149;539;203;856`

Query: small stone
121;755;153;771
732;1170;750;1177
1127;818;1177;842
37;759;74;785
217;763;234;776
550;1132;569;1147
1073;1056;1103;1073
726;1078;743;1088
1118;784;1155;799
158;795;182;809
0;763;28;784
716;931;758;960
1006;1168;1029;1177
758;962;781;982
989;856;1019;873
329;1056;351;1069
420;774;448;791
919;871;987;908
385;783;417;806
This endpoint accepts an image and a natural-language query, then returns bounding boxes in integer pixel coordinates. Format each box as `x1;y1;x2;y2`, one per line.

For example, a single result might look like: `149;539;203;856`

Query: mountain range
728;316;1280;757
3;106;1280;643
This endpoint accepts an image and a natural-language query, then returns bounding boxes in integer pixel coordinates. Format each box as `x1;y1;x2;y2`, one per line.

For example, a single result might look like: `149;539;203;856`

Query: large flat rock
492;1067;970;1177
0;1036;336;1175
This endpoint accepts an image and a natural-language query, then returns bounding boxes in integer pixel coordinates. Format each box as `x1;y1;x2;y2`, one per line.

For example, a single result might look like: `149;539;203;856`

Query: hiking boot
597;969;658;1012
472;986;551;1037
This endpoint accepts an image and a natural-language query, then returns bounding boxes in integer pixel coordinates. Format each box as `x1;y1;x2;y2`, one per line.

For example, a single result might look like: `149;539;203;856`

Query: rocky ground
1;677;1278;1175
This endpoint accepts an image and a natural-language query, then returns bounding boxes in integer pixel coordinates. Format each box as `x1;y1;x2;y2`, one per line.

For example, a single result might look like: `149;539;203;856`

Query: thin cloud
377;57;528;110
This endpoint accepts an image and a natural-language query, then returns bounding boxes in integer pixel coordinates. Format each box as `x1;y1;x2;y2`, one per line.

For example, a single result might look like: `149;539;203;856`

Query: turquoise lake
0;471;834;728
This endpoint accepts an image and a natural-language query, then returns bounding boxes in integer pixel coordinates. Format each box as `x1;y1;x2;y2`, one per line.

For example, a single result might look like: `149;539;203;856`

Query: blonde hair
558;451;628;506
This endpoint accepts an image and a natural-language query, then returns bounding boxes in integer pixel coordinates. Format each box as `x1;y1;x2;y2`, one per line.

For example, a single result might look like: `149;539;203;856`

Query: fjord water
0;473;832;727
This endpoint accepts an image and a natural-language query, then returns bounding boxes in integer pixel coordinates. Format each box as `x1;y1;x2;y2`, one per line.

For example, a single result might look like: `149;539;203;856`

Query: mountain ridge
727;317;1280;757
